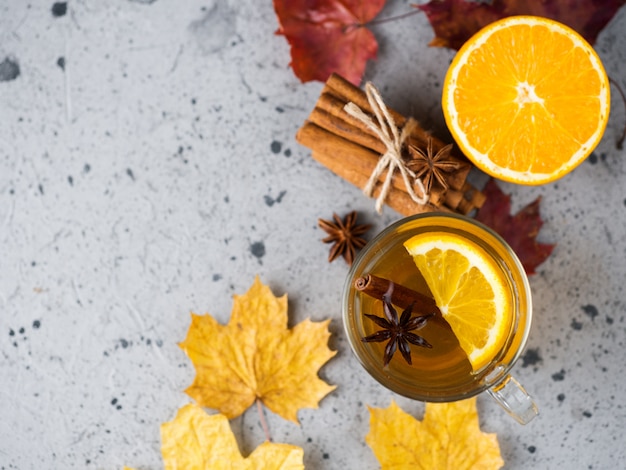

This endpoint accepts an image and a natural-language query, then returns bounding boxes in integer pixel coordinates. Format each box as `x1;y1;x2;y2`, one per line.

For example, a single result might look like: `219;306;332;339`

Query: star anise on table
318;211;371;266
362;296;433;366
406;137;462;193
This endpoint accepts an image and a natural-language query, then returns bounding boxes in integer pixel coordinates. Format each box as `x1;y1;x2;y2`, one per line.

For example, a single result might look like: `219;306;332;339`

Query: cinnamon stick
324;75;411;136
308;105;385;156
296;73;487;215
312;94;472;192
463;181;487;208
325;74;449;160
300;122;444;208
297;122;446;210
355;274;439;315
312;151;445;216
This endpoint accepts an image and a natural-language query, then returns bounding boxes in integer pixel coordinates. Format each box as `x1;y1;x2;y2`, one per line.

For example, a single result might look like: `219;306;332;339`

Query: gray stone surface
1;1;626;468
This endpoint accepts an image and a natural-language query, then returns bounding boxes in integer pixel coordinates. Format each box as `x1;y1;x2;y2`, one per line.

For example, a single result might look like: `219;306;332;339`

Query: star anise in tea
362;297;433;366
318;211;371;266
406;137;462;193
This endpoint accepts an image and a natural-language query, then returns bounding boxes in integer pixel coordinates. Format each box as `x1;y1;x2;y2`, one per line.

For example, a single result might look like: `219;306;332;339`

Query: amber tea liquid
343;213;532;402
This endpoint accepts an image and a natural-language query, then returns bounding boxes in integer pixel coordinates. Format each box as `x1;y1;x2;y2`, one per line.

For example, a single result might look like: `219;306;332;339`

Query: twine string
343;82;428;213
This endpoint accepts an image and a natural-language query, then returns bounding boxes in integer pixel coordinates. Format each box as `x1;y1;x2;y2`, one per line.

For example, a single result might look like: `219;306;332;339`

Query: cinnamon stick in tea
355;274;439;315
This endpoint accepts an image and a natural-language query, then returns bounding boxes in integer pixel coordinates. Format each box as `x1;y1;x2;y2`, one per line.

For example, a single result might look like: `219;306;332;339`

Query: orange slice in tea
404;233;512;371
442;16;610;185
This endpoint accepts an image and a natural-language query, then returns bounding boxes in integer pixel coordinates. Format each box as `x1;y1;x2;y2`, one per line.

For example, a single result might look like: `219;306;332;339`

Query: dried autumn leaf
366;398;504;470
475;179;555;275
416;0;626;50
179;276;337;423
161;404;304;470
273;0;386;85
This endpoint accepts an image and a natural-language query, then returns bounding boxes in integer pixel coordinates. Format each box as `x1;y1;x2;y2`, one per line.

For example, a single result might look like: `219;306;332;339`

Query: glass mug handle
487;374;538;424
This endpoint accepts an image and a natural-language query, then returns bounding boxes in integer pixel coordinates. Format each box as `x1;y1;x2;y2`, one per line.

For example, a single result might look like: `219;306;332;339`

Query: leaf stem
609;76;626;150
366;8;422;27
256;398;271;442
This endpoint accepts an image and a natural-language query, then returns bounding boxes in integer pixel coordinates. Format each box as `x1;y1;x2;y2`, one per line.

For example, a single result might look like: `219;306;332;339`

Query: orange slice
442;16;610;185
404;233;512;371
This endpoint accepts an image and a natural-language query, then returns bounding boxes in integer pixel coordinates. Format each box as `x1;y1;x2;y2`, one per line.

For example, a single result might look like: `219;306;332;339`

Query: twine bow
343;82;429;213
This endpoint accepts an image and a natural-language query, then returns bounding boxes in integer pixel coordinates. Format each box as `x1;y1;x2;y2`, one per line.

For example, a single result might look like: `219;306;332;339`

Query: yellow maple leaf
366;398;504;470
161;403;304;469
179;276;337;423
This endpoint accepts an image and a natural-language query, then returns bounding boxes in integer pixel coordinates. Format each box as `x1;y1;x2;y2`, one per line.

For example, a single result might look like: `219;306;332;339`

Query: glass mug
342;212;538;424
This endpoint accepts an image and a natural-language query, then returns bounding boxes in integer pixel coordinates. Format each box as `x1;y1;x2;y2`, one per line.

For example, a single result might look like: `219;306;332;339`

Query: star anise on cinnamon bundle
362;296;433;366
318;211;371;265
406;137;462;193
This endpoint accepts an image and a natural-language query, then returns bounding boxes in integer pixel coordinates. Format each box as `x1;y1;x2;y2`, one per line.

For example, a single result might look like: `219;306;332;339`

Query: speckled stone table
2;1;626;469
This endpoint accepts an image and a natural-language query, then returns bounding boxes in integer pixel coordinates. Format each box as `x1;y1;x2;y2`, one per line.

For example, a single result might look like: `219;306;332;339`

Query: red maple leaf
475;179;555;275
273;0;386;85
416;0;626;50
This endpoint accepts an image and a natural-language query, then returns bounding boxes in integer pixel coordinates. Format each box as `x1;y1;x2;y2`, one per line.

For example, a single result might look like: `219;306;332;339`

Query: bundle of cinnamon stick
296;73;486;215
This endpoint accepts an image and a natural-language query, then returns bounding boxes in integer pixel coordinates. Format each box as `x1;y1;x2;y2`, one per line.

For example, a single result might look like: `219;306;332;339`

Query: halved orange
404;233;512;371
442;16;610;185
